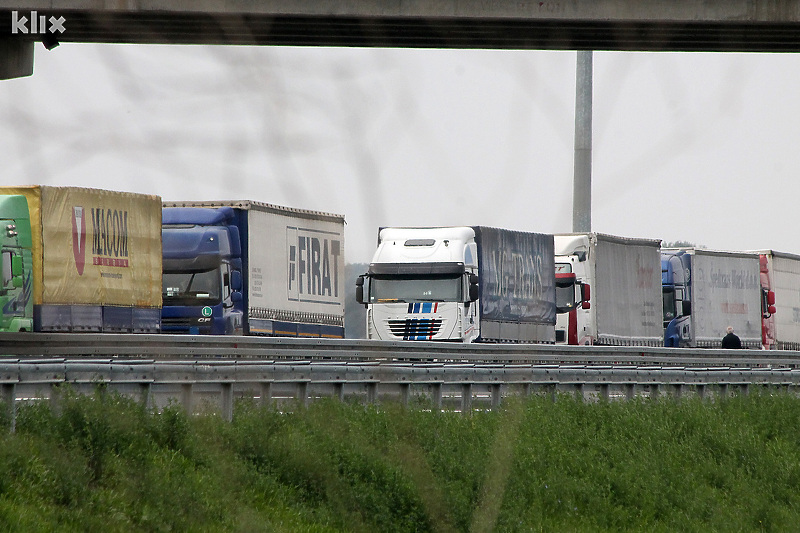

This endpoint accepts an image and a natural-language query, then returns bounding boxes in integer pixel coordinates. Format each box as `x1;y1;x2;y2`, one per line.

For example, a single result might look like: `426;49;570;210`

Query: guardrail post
400;383;410;407
461;384;472;414
624;384;635;401
650;384;659;401
181;383;193;415
740;383;749;396
522;383;531;397
671;384;682;401
2;384;15;433
432;383;442;410
598;383;609;401
696;384;706;400
221;383;233;422
491;384;502;410
333;383;344;402
540;383;557;402
259;382;272;407
574;383;584;401
718;384;728;399
50;383;62;416
367;383;377;404
297;382;308;408
140;383;152;410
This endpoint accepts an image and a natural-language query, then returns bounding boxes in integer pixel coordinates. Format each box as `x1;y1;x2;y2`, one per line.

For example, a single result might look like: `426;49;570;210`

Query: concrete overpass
2;1;800;76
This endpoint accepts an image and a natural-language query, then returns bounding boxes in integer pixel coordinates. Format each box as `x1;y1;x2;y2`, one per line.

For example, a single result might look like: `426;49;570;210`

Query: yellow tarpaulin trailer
0;185;162;332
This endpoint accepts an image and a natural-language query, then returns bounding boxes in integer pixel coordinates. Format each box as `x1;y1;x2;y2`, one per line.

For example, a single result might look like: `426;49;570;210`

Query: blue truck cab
661;250;692;347
161;207;243;335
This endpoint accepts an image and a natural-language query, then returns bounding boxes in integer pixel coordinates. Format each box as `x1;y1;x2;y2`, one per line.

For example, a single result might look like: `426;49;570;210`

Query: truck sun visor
368;262;465;275
404;239;436;247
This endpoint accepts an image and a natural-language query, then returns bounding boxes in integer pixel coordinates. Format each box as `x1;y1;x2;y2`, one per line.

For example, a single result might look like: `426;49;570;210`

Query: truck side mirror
682;300;692;316
469;282;479;302
468;273;479;302
581;283;591;309
768;305;776;315
355;275;365;305
768;291;776;306
230;270;243;292
231;291;243;304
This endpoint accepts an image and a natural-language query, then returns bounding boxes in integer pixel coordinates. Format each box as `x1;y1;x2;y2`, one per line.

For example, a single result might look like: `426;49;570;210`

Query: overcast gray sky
2;44;797;263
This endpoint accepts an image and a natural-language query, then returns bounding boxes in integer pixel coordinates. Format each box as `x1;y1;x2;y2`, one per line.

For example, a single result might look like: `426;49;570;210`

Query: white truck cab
554;234;593;344
356;227;480;341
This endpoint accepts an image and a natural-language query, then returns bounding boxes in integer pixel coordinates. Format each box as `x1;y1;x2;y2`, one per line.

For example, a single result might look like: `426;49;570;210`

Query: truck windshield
163;268;222;305
370;275;462;303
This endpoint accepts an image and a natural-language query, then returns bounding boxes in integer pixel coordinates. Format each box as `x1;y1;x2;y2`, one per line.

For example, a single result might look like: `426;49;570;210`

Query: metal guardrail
3;333;800;367
2;334;799;429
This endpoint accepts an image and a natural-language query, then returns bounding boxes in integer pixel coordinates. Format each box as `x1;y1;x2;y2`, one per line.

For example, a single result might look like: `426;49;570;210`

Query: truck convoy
0;185;162;333
661;248;763;348
161;201;345;338
6;183;800;349
554;233;663;346
356;226;556;343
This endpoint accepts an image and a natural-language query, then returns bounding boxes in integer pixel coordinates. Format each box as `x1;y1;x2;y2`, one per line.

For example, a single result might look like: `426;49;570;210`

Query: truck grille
388;319;442;339
160;317;211;332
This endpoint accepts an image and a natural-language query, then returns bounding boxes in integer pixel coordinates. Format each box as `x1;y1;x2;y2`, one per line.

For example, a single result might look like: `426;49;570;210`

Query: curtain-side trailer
554;233;662;346
0;185;162;333
356;226;555;343
662;248;762;348
161;200;345;337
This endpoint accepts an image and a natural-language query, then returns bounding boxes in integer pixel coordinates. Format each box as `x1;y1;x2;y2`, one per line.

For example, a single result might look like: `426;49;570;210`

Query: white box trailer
662;248;762;348
554;233;662;346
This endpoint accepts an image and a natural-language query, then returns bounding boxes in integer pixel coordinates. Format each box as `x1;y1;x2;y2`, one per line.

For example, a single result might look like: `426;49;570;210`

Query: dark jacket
721;332;742;349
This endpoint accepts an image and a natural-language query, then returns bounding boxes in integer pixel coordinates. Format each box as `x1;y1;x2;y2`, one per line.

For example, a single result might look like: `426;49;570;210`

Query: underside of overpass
6;12;800;51
1;1;800;49
2;1;800;75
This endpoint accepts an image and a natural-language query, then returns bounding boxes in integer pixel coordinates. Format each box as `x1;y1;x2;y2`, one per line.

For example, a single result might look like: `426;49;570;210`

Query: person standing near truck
721;326;743;349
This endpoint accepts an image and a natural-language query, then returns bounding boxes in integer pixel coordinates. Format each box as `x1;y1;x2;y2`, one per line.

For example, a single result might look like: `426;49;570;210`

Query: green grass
0;389;799;531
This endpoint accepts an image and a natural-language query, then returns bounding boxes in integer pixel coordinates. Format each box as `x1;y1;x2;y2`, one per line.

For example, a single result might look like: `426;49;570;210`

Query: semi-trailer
554;233;663;346
0;185;162;333
662;248;762;348
356;226;556;343
161;200;345;337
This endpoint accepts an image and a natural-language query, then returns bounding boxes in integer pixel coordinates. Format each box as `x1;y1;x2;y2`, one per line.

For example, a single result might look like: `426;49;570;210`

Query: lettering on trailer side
641;301;659;328
287;226;342;305
721;302;749;314
636;254;656;289
479;227;555;323
251;267;263;299
708;268;759;290
91;208;129;269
